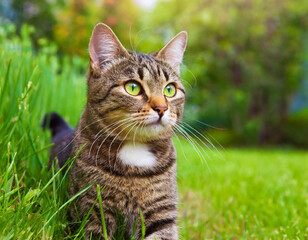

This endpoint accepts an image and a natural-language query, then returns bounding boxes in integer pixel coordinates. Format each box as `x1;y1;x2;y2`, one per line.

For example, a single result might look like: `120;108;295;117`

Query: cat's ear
157;31;187;74
89;23;129;70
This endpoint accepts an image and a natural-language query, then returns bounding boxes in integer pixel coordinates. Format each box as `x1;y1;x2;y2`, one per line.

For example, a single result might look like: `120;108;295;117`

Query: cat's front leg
84;210;117;240
144;224;178;240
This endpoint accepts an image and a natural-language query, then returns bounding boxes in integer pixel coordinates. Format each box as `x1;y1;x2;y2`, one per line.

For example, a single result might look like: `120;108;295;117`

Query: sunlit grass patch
175;142;308;239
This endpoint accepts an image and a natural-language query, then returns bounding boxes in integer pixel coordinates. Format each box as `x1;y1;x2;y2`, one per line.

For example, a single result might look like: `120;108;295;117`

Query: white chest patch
119;142;156;168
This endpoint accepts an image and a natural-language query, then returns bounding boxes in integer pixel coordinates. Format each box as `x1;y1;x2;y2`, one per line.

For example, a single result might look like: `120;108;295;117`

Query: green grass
0;24;307;239
176;144;308;239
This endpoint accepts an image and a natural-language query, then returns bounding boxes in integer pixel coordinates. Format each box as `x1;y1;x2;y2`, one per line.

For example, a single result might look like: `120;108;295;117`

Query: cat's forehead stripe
136;53;159;79
163;70;169;81
156;65;161;76
141;63;156;80
131;52;175;84
137;68;144;80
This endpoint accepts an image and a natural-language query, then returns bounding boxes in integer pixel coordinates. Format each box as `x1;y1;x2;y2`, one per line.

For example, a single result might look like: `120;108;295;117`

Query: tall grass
0;23;87;239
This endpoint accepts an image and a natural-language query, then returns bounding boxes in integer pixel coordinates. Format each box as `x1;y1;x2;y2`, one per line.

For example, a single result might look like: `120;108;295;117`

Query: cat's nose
150;96;168;118
153;105;168;118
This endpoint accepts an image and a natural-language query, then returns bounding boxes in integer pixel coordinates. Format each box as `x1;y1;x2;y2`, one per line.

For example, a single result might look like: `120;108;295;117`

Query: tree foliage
53;0;141;56
142;0;308;145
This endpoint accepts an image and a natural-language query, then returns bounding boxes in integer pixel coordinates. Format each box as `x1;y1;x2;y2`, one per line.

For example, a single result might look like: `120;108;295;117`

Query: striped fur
67;23;187;239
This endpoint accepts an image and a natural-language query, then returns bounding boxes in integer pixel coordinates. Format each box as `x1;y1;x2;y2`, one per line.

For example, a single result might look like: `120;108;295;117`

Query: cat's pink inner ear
89;23;128;69
157;31;188;73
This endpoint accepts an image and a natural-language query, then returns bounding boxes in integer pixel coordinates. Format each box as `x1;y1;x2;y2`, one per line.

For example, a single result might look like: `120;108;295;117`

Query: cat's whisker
190;119;227;154
185;67;198;87
89;117;133;158
93;115;149;165
56;115;119;155
180;77;193;89
192;119;224;130
93;117;131;139
181;122;224;160
89;118;130;155
179;123;215;158
132;121;144;147
115;127;134;161
174;123;211;172
134;36;146;52
95;120;134;166
175;125;208;168
205;130;226;156
107;121;138;164
115;119;145;160
94;116;145;166
133;120;147;143
173;125;199;159
178;124;215;166
172;128;189;163
174;124;203;159
129;23;135;53
133;26;151;52
113;121;140;172
177;125;211;165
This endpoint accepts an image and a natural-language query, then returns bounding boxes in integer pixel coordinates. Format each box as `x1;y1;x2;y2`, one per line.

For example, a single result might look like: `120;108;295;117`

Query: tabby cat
43;23;187;240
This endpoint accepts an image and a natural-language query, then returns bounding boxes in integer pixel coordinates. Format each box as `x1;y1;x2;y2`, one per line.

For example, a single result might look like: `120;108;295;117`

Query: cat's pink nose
153;105;168;118
151;96;168;118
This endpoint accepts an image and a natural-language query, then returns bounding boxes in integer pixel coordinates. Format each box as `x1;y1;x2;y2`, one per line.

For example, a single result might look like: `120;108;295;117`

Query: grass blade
139;209;145;240
97;184;108;240
40;183;93;232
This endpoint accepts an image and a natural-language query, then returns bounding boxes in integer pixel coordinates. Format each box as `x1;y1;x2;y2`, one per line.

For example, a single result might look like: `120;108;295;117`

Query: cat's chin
131;123;173;142
146;122;167;132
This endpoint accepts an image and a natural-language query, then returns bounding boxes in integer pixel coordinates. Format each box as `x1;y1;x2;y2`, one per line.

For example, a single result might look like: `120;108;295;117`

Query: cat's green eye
164;84;176;97
125;81;141;96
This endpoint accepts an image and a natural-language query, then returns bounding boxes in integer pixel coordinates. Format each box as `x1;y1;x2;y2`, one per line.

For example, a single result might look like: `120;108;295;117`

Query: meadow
176;146;308;239
0;25;307;239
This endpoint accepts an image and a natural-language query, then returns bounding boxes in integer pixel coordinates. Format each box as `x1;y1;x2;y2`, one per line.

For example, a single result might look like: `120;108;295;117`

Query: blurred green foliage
283;109;308;147
0;0;58;41
53;0;141;56
141;0;308;146
1;0;308;147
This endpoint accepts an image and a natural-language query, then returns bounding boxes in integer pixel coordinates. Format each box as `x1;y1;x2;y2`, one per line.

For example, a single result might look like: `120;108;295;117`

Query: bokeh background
1;0;308;239
1;0;308;147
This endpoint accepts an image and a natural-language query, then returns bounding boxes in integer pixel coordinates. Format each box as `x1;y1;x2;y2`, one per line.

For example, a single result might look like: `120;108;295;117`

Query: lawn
176;143;308;239
0;24;307;239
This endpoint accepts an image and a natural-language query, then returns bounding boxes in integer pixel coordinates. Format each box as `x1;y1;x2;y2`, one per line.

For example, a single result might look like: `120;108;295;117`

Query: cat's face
86;23;187;142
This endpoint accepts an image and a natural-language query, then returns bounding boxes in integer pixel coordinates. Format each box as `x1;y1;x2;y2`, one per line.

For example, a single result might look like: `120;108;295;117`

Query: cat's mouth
128;111;175;141
127;116;174;142
155;118;163;125
144;116;167;127
146;117;161;124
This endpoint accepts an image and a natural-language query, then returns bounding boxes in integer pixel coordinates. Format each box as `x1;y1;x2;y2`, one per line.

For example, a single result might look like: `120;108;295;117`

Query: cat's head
86;23;187;142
